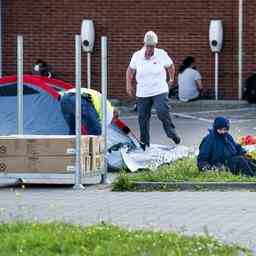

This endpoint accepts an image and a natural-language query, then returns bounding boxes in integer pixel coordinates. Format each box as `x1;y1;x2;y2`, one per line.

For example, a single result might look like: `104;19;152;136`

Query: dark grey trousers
137;93;178;146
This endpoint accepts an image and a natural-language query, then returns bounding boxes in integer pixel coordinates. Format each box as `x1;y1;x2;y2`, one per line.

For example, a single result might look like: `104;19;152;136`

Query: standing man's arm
126;67;136;96
163;50;175;88
166;64;175;88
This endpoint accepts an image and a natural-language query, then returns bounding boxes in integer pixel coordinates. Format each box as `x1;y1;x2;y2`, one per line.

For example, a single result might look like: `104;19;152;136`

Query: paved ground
1;105;256;253
122;107;256;150
0;188;256;252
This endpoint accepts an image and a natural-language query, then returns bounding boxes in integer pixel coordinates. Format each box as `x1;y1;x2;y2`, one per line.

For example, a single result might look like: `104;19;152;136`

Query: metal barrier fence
13;34;108;189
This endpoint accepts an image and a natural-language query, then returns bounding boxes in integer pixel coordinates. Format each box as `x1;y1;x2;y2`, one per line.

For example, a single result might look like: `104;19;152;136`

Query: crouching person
197;117;256;176
60;88;115;135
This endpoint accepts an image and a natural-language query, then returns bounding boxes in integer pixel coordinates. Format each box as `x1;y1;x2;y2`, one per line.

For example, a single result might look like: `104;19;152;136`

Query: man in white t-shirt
178;56;203;102
126;31;181;147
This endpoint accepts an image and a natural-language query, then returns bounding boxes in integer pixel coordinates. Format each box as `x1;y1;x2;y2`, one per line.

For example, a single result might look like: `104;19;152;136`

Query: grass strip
112;158;256;191
0;222;251;256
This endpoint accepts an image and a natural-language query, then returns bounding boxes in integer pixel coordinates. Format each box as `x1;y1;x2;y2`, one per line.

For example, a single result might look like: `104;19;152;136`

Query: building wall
2;0;255;100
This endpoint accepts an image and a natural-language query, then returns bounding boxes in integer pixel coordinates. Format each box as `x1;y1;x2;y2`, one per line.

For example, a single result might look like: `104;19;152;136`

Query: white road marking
181;107;255;115
122;107;256;124
173;113;212;122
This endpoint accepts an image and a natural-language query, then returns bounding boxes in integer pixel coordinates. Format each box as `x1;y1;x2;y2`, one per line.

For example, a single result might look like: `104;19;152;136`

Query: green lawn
112;158;256;191
0;222;251;256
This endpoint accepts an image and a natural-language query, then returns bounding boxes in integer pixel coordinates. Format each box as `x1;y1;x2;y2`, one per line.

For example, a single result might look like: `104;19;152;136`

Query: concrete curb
131;181;256;191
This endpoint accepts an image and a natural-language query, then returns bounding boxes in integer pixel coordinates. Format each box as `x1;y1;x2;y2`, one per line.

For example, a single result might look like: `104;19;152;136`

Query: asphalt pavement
1;188;256;252
121;107;256;150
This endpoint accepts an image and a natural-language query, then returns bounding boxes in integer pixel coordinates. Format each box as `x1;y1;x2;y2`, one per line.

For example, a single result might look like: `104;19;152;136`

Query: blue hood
213;117;230;131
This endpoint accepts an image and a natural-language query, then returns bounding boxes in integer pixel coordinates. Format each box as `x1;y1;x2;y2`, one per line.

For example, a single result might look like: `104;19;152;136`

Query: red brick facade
2;0;255;99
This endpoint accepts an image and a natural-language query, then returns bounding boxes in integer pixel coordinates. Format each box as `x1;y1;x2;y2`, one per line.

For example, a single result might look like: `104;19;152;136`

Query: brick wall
2;0;255;100
244;0;256;89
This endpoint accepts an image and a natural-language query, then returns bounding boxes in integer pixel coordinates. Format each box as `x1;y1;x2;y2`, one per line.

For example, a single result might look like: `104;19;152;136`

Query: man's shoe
139;142;146;151
173;136;181;145
132;103;137;112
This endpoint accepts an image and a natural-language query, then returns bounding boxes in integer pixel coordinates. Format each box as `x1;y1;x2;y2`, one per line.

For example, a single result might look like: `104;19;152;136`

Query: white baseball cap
144;31;158;46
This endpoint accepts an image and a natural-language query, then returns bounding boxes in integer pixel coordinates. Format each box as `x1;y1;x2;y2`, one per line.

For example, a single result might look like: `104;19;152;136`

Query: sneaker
132;103;137;112
139;142;146;151
173;136;181;145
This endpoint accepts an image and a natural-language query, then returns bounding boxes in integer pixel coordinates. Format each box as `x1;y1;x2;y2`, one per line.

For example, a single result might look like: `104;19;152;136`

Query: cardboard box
0;135;90;156
99;138;105;154
0;137;25;156
82;155;91;174
90;154;104;171
0;155;79;173
89;136;104;155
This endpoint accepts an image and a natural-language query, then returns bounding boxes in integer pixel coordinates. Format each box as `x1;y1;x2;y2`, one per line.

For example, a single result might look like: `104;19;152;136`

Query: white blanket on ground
121;144;190;172
243;144;256;152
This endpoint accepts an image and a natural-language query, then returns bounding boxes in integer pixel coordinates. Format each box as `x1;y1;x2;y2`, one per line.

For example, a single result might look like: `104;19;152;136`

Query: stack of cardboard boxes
88;135;105;172
0;135;104;175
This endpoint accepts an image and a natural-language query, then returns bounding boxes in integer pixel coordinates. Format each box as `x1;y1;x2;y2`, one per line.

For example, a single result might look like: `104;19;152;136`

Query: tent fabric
107;122;135;170
0;75;60;99
0;75;190;172
0;74;140;170
33;76;74;91
0;75;70;135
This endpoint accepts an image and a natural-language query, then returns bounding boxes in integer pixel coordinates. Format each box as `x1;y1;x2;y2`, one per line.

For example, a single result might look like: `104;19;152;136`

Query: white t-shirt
129;47;173;97
178;68;202;102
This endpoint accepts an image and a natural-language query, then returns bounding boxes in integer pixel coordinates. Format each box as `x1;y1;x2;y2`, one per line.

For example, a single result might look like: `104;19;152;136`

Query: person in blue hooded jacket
197;117;255;176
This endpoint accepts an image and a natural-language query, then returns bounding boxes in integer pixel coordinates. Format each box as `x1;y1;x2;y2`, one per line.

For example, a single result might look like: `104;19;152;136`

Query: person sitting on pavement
60;88;117;135
244;73;256;104
33;59;53;78
178;56;203;102
197;117;256;176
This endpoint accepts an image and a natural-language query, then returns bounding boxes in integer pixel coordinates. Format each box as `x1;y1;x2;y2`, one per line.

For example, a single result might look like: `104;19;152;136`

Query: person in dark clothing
60;88;115;135
244;73;256;103
197;117;255;176
33;59;53;78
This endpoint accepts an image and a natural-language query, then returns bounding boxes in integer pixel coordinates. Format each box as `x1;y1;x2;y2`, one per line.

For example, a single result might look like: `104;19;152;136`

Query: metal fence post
214;52;219;100
238;0;243;100
0;0;3;78
73;34;85;190
17;35;23;135
100;36;109;184
87;52;91;89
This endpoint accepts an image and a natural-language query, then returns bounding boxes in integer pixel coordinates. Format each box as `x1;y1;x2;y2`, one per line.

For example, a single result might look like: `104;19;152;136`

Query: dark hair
34;59;53;77
179;56;195;74
35;59;47;67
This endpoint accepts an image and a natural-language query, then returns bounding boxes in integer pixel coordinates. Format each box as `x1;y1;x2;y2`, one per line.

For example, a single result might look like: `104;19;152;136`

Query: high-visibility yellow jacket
64;88;114;125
